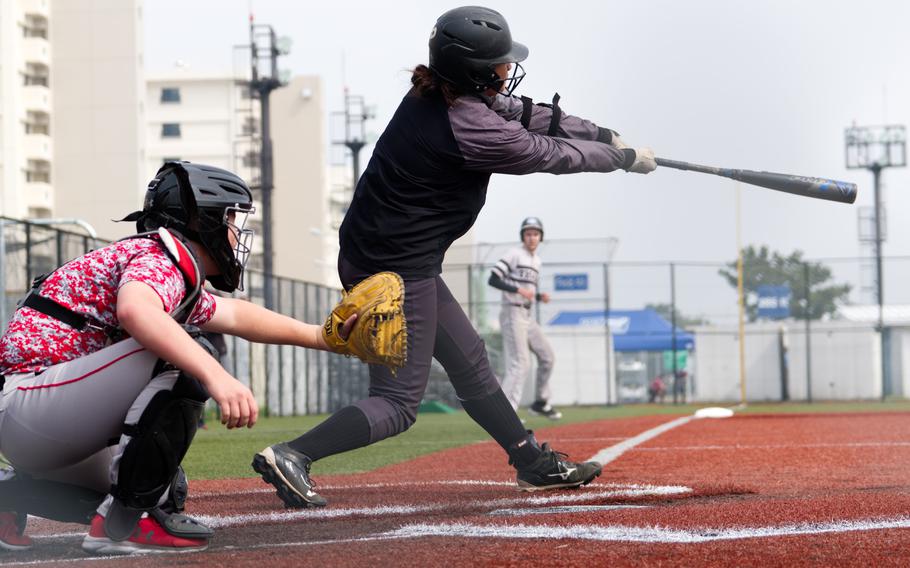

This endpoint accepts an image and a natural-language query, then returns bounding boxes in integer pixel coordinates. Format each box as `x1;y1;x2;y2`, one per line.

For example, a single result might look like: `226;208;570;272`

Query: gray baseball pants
0;338;179;512
499;305;555;409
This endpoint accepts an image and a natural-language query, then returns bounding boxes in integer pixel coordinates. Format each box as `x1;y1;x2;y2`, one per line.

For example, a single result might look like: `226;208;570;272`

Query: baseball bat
655;157;857;204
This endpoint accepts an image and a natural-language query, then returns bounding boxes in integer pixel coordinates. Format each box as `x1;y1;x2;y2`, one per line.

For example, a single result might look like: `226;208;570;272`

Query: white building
146;72;334;286
0;0;146;234
0;0;53;219
51;0;146;238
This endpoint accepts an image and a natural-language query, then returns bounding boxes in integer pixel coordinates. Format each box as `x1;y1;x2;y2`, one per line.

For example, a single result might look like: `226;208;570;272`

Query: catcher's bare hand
208;375;258;429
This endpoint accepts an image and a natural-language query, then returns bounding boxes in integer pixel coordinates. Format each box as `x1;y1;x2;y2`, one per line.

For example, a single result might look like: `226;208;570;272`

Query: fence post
670;262;679;404
602;262;612;405
803;262;812;403
25;223;32;286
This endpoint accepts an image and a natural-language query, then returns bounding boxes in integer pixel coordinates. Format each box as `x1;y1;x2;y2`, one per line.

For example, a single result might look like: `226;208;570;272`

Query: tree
718;245;851;321
645;303;710;328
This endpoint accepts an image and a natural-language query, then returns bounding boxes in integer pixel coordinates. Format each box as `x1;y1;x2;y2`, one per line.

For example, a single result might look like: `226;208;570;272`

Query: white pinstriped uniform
492;246;555;409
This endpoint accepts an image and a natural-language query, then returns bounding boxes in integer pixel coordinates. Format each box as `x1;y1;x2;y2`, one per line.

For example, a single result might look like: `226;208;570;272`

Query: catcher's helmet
428;6;528;95
128;161;255;292
520;216;544;241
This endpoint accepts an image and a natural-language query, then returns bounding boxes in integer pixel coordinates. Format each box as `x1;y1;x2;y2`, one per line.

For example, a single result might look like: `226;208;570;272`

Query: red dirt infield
5;410;910;567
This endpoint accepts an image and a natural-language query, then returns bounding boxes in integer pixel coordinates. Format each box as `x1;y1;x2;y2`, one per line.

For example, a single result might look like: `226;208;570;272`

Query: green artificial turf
182;400;910;480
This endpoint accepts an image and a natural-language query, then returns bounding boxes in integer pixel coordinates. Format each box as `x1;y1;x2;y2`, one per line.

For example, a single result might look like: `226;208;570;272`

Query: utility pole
332;90;374;199
248;15;289;309
845;124;906;400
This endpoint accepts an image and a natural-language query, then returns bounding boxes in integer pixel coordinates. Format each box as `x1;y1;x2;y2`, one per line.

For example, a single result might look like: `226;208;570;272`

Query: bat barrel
656;157;857;204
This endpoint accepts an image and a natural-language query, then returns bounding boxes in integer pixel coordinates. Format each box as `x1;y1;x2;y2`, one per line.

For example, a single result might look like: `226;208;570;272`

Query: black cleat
513;443;602;491
252;443;327;508
528;400;563;420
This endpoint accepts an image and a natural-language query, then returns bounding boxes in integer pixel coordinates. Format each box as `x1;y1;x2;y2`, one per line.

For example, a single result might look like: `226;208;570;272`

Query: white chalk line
14;515;910;563
19;482;692;547
636;441;910;451
190;478;517;498
190;483;691;529
589;416;694;465
384;516;910;543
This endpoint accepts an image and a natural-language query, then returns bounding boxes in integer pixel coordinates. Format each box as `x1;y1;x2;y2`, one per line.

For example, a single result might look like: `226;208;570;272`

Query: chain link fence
3;220;908;412
446;238;910;406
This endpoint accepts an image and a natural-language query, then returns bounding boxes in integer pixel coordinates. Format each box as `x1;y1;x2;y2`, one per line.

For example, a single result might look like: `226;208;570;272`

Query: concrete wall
270;75;333;286
692;321;881;402
51;0;145;239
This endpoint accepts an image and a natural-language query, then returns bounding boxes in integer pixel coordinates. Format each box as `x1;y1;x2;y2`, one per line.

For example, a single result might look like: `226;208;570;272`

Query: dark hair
410;64;463;106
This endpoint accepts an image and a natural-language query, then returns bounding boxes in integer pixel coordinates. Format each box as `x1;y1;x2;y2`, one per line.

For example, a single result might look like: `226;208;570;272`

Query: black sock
286;405;372;461
461;388;541;465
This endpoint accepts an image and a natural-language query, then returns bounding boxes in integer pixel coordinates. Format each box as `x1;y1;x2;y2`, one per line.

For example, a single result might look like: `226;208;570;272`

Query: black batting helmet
124;161;255;292
428;6;528;95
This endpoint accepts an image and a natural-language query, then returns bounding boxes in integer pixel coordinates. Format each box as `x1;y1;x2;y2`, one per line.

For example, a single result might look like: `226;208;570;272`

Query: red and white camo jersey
0;238;216;375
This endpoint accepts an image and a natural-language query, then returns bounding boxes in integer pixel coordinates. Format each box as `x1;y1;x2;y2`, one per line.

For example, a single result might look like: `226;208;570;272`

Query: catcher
252;5;655;509
0;162;401;555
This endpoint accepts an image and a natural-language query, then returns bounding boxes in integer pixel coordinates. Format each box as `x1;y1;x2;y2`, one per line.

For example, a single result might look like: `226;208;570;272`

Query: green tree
718;245;851;321
645;303;710;328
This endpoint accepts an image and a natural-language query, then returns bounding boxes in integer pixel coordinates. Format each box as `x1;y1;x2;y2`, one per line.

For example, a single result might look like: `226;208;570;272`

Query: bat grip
655;158;691;171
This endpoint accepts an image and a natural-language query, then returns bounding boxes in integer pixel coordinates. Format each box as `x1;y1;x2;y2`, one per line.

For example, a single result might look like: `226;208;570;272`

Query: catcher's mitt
322;271;407;372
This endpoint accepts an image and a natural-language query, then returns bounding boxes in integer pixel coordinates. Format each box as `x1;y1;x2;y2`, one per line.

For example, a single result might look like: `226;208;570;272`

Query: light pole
845;124;906;399
248;16;289;309
332;90;374;200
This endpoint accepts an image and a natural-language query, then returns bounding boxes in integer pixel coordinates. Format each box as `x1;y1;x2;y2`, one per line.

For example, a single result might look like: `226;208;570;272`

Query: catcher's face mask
225;206;255;273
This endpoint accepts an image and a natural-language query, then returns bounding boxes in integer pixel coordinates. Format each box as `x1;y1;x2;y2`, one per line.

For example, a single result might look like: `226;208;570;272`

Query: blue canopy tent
548;308;695;352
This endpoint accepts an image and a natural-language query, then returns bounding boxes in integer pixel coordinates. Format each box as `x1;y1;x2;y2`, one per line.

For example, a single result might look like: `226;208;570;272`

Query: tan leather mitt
322;271;407;372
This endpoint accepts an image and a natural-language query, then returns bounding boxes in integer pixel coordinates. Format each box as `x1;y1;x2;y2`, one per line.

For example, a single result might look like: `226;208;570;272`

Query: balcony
19;0;49;18
22;37;50;66
24;134;52;161
25;181;53;211
22;85;51;113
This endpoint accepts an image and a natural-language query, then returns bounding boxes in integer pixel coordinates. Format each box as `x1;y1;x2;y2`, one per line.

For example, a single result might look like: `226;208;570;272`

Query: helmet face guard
197;203;255;292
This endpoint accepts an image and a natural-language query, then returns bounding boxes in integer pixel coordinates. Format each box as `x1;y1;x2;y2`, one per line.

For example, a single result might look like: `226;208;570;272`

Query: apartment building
0;0;53;219
147;73;334;286
0;0;145;237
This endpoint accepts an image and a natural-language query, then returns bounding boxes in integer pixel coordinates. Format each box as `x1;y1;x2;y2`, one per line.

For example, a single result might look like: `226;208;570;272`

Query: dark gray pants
340;256;501;443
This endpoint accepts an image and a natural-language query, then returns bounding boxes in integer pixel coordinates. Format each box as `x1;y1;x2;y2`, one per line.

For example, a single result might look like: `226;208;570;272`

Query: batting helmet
127;161;255;292
428;6;528;95
520;216;544;241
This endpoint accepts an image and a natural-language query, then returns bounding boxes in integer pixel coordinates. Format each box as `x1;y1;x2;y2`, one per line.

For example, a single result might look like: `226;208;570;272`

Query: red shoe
0;512;32;551
82;513;208;555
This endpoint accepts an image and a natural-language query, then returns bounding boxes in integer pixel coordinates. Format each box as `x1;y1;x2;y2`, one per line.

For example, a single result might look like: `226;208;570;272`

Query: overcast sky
144;0;910;308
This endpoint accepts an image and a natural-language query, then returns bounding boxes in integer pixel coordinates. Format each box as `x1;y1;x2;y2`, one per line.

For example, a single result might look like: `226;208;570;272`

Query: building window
160;87;181;103
22;15;48;39
24;111;50;135
23;63;49;87
161;123;181;138
26;159;51;183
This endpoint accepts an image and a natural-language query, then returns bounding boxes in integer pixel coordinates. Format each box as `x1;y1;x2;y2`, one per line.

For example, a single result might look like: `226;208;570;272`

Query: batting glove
627;147;657;174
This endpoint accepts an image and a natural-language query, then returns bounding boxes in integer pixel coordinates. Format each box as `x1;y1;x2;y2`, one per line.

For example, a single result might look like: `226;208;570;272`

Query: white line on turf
589;416;694;465
14;514;908;562
384;516;910;543
635;441;910;451
187;483;692;529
